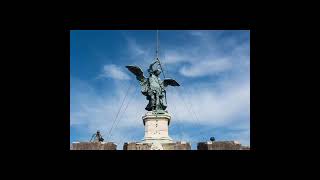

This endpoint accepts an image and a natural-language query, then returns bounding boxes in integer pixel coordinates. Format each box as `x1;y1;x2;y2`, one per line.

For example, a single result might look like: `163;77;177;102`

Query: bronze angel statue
126;59;180;113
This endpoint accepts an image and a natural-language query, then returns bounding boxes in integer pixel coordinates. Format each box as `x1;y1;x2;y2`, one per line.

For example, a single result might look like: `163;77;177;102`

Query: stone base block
142;111;173;143
123;142;152;150
163;141;191;150
123;141;191;150
197;141;250;150
71;142;117;150
141;137;173;144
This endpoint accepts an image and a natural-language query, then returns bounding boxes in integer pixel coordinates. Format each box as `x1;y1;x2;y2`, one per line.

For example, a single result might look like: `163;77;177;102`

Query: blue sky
70;30;250;150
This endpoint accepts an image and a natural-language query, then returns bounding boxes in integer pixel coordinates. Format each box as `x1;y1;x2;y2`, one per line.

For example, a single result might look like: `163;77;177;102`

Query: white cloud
98;64;131;80
179;58;232;77
70;78;147;142
163;50;191;64
166;78;250;127
188;30;224;38
125;36;155;67
189;30;207;37
127;38;146;56
123;30;250;79
162;30;250;78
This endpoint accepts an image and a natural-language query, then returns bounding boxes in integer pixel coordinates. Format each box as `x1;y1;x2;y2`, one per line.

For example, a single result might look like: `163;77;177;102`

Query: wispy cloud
127;38;146;56
167;77;250;126
97;64;131;80
125;36;155;68
163;30;250;78
179;58;232;77
163;50;191;64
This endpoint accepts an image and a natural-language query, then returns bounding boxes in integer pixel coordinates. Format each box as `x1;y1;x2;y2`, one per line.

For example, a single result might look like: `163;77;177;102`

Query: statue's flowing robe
144;74;167;111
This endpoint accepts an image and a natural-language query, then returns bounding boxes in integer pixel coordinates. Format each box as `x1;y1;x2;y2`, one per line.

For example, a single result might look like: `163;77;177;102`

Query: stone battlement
197;141;250;150
123;141;191;150
71;142;117;150
70;141;249;150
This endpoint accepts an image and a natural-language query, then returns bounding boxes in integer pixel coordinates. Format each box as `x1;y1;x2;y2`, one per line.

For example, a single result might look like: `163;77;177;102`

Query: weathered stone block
71;142;117;150
197;141;249;150
123;141;191;150
123;142;152;150
160;141;191;150
142;111;173;144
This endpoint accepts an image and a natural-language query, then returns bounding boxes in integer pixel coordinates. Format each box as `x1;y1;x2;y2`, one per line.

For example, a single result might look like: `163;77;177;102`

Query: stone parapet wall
197;141;250;150
123;141;191;150
70;141;249;150
123;142;152;150
71;142;117;150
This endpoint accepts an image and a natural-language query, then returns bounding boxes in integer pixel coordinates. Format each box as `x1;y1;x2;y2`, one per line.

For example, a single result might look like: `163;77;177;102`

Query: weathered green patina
126;59;180;113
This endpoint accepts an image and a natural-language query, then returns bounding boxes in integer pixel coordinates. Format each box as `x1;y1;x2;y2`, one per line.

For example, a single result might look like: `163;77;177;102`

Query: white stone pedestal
141;111;173;144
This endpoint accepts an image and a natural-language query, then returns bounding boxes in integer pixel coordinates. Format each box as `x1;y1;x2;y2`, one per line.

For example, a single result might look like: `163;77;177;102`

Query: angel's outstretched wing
126;65;146;82
163;78;180;87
